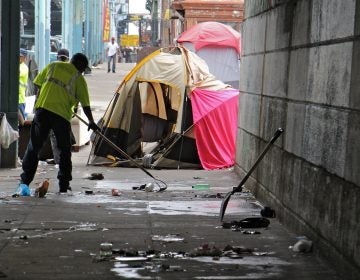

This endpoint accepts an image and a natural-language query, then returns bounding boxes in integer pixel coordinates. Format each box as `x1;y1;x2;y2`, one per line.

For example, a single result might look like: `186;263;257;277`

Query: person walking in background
19;48;29;120
106;36;119;73
16;53;99;196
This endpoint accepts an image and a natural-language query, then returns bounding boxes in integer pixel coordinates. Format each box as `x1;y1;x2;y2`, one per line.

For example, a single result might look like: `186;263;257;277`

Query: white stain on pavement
111;262;152;279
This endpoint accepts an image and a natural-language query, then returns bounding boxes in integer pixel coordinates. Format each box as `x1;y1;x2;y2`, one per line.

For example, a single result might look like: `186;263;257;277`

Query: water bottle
100;242;113;257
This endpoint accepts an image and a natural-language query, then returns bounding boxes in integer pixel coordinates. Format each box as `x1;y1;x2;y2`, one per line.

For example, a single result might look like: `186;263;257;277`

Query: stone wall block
296;163;319;222
312;171;343;245
239;54;264;94
302;106;348;178
349;40;360;110
244;0;270;18
239;93;261;136
292;0;311;46
235;129;259;174
339;184;360;268
310;0;355;43
284;102;306;157
266;4;291;51
259;97;287;144
256;144;283;197
263;51;288;98
307;43;352;107
345;111;360;185
321;109;348;177
288;48;310;101
242;15;266;55
280;153;302;212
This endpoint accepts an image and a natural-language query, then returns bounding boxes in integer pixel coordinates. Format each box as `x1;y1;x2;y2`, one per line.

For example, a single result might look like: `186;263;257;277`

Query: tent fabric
88;47;239;170
183;50;231;91
182;42;240;89
191;88;239;169
178;22;241;88
177;21;241;54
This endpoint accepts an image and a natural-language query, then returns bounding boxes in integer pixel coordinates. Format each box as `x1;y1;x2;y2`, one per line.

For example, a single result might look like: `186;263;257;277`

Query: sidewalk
0;63;342;279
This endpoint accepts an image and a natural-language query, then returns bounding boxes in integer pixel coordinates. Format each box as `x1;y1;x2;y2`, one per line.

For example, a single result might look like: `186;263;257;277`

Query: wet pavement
0;63;342;279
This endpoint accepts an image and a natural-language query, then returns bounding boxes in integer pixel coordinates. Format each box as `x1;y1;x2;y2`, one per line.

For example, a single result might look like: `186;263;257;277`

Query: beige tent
89;47;239;169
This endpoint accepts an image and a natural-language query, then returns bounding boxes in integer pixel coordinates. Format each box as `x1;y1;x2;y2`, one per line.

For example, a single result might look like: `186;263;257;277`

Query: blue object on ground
16;183;31;196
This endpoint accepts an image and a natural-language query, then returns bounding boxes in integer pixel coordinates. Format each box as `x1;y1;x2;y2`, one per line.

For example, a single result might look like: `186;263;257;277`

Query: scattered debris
252;251;276;256
157;264;184;272
132;184;146;191
231;229;261;234
194;193;223;199
115;256;148;262
223;245;253;255
261;206;276;218
222;217;270;229
100;242;113;257
188;244;222;257
111;189;121;196
86;173;104;180
34;180;49;198
144;183;155;192
289;236;313;253
152;234;184;242
133;182;165;192
191;184;210;190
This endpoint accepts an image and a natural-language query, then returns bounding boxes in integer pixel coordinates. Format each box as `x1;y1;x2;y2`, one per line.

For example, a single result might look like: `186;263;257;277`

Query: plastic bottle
191;184;210;190
100;242;113;257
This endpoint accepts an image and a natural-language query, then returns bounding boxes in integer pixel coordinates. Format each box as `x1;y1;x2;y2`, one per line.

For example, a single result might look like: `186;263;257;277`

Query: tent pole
177;94;189;169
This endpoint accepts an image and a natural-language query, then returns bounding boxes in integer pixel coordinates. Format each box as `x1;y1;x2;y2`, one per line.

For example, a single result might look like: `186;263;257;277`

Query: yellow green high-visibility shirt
19;62;29;104
34;61;91;122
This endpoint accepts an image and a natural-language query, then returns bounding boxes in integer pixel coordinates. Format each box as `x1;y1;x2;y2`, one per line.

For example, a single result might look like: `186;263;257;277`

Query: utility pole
151;0;158;46
35;0;50;70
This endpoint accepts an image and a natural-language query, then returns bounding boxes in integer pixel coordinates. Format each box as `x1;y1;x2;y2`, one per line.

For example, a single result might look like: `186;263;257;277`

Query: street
0;62;341;279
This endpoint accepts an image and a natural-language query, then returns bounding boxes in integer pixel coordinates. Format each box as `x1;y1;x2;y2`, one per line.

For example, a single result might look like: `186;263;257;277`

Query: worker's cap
70;52;91;73
57;48;69;60
20;48;28;57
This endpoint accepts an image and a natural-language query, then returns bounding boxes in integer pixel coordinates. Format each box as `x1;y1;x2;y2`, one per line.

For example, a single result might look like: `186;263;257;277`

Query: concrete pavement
0;63;342;279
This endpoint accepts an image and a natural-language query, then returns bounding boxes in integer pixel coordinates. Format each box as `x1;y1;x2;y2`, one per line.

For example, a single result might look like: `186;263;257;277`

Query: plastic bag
0;114;19;149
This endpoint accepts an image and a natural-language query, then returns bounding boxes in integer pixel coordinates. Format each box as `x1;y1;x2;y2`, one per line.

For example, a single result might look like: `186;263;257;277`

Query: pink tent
191;88;239;170
177;21;241;53
177;22;241;88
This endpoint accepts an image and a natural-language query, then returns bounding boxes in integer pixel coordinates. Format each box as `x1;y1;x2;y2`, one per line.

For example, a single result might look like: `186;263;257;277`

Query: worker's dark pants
107;54;116;72
21;108;72;190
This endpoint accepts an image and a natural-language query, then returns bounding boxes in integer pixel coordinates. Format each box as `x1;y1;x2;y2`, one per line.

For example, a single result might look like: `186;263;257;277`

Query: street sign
121;34;139;47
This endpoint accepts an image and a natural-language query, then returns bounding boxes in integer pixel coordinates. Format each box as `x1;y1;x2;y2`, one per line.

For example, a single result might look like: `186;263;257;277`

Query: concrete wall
237;0;360;278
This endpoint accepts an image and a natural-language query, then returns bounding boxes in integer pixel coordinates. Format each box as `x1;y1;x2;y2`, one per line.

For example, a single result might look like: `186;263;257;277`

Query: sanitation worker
48;48;77;166
18;48;29;120
16;53;99;196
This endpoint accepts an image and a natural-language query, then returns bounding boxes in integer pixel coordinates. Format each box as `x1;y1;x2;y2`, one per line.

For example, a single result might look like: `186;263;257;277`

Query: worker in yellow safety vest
17;53;99;196
19;48;29;120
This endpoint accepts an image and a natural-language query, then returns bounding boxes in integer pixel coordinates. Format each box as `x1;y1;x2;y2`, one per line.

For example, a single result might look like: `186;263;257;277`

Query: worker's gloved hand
88;121;100;132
